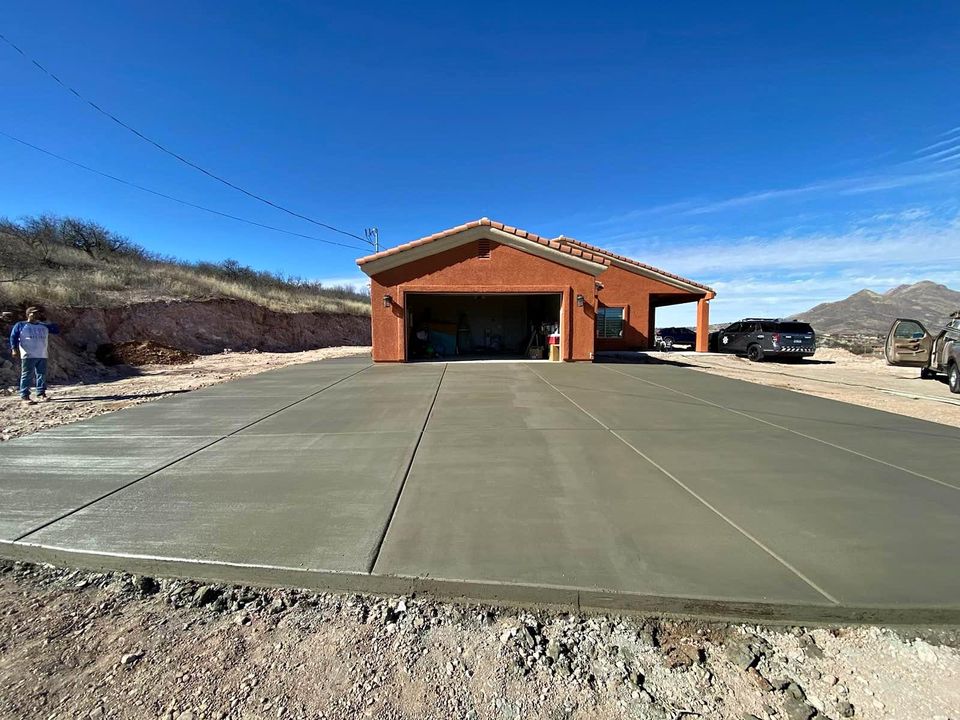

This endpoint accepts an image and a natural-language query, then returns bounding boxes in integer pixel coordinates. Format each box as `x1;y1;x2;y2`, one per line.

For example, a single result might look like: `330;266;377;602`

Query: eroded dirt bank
0;299;371;385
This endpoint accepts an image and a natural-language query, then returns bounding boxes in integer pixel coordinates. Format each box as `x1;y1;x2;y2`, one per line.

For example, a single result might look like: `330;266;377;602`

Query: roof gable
355;218;713;295
356;219;610;277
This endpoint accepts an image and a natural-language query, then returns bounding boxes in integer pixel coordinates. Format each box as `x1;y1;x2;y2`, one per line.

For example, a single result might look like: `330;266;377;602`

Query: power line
0;32;372;245
0;131;370;251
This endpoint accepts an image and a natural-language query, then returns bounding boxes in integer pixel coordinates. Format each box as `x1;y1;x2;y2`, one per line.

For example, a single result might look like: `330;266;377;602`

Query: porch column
695;294;713;352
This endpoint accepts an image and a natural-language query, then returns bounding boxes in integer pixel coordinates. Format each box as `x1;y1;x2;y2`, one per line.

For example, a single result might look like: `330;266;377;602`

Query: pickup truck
884;313;960;394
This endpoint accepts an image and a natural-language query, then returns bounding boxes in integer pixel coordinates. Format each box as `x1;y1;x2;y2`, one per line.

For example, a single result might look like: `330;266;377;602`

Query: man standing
9;306;60;405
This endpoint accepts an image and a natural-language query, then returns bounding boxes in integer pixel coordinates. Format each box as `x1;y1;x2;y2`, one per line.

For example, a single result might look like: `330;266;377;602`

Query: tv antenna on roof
365;227;380;253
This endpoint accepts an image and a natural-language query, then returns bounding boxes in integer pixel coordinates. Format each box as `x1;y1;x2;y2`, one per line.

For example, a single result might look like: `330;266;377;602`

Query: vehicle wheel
920;366;936;379
747;344;764;362
949;363;960;394
663;337;674;350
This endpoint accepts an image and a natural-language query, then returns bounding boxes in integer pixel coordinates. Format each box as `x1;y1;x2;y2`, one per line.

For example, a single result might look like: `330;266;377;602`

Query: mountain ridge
796;281;960;335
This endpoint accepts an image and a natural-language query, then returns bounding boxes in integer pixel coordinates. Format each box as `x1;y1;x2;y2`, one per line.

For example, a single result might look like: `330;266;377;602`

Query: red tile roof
356;218;712;294
556;235;714;293
356;218;610;267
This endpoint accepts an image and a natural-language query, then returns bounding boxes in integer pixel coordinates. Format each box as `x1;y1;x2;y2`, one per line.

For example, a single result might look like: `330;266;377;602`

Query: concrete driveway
2;357;959;623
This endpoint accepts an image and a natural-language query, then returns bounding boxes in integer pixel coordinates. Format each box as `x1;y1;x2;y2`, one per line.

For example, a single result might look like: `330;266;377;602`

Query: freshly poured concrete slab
25;432;419;573
430;366;598;430
42;363;373;438
0;434;219;541
374;428;827;605
605;364;960;489
37;396;302;437
536;365;747;431
5;358;960;622
619;425;960;606
246;364;443;435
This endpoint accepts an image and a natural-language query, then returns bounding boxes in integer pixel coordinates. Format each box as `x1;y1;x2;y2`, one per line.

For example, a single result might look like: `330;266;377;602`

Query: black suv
655;326;697;349
711;318;816;361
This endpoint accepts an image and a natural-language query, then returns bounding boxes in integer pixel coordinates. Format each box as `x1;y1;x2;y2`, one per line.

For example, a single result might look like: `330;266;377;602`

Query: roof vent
478;239;491;259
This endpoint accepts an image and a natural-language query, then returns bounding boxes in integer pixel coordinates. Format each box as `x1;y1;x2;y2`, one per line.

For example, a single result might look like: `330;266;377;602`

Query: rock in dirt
135;575;160;595
745;666;773;692
782;695;817;720
193;585;222;607
727;641;759;670
838;700;855;717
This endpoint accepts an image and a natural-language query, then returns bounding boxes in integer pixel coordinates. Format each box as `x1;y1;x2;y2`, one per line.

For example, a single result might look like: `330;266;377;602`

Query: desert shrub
0;213;370;315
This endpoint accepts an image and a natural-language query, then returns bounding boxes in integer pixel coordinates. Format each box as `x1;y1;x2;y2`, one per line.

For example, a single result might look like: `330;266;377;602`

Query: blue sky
2;1;959;325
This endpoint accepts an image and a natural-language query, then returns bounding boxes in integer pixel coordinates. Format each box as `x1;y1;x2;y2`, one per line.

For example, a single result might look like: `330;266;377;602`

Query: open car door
885;319;933;367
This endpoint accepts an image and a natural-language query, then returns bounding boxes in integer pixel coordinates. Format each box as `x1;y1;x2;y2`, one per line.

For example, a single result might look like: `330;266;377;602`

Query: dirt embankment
0;299;371;386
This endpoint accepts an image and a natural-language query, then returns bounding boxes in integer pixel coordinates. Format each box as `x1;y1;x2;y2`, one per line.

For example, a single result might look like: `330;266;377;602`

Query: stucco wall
595;265;705;351
369;239;600;362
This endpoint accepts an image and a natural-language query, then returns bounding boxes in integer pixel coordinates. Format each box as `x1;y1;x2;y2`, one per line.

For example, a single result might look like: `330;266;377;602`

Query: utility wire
0;32;372;245
0;131;370;252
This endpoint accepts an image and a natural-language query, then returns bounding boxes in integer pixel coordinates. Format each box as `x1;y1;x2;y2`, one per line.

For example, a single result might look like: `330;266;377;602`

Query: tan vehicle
885;313;960;394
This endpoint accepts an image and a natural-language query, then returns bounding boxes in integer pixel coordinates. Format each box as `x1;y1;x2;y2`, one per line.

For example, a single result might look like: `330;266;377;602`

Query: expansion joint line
14;364;374;543
601;365;959;493
526;365;840;606
367;363;448;573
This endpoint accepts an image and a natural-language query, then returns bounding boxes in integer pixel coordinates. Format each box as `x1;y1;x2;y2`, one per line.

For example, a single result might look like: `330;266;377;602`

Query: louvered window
477;239;491;259
596;306;625;338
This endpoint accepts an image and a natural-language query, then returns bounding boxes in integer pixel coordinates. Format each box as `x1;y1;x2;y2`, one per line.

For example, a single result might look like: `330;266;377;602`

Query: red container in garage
547;333;560;345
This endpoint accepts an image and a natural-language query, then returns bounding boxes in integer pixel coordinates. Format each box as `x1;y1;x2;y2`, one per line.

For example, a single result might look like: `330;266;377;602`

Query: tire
949;363;960;394
746;344;764;362
663;337;674;350
920;366;936;380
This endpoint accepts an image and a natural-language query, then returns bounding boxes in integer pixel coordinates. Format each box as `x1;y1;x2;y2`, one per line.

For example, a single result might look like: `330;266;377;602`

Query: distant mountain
796;281;960;335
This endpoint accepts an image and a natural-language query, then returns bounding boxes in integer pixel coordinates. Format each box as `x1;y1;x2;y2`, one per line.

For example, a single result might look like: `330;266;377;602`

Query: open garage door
405;293;562;361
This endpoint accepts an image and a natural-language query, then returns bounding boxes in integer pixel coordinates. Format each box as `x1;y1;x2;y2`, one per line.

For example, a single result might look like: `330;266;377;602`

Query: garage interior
405;292;562;360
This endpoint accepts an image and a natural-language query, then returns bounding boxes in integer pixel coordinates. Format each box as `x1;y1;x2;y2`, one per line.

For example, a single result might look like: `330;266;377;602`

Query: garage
357;218;714;362
405;292;562;360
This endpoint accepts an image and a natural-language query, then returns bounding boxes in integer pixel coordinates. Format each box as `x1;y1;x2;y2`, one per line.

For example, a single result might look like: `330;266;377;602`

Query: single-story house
356;218;714;362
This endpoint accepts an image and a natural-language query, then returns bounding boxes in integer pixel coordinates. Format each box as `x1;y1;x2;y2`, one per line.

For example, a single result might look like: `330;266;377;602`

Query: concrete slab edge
3;542;958;627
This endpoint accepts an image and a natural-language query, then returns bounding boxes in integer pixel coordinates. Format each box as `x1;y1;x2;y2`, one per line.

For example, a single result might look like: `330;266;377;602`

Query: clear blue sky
2;1;959;324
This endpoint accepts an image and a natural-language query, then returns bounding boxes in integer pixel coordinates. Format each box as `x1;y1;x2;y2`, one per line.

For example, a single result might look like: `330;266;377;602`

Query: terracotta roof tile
356;218;611;267
355;220;714;293
557;236;714;293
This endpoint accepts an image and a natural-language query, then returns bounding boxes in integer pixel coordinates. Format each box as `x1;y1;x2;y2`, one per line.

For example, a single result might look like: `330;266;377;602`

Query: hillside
796;281;960;336
0;215;372;384
0;215;370;315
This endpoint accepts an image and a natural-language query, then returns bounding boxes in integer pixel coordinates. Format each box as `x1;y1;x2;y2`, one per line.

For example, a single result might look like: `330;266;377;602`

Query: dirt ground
0;347;371;442
1;562;958;720
661;348;960;427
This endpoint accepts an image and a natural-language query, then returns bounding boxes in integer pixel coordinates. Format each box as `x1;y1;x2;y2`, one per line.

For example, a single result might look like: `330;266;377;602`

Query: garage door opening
405;293;562;361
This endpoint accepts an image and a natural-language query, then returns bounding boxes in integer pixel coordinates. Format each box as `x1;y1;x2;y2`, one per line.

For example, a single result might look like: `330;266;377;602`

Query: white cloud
592;168;960;231
630;211;960;325
611;213;960;278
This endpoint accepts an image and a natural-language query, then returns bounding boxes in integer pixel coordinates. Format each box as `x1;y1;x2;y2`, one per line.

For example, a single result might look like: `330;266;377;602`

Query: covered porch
648;291;715;352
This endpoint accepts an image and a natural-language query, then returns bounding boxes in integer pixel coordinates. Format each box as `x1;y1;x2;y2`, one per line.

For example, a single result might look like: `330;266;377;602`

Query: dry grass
0;228;370;315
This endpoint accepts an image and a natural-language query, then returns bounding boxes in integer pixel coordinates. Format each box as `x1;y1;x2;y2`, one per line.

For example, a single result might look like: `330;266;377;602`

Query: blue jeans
19;357;48;398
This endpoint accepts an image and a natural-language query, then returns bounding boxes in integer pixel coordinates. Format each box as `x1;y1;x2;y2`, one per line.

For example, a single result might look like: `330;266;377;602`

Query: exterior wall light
383;294;392;308
576;294;585;307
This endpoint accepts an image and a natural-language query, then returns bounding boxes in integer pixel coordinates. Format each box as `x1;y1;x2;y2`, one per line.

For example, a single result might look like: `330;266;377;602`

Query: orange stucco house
356;218;714;362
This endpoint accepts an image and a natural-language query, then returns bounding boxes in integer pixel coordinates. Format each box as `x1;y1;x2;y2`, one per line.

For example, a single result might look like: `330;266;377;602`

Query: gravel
1;560;958;720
